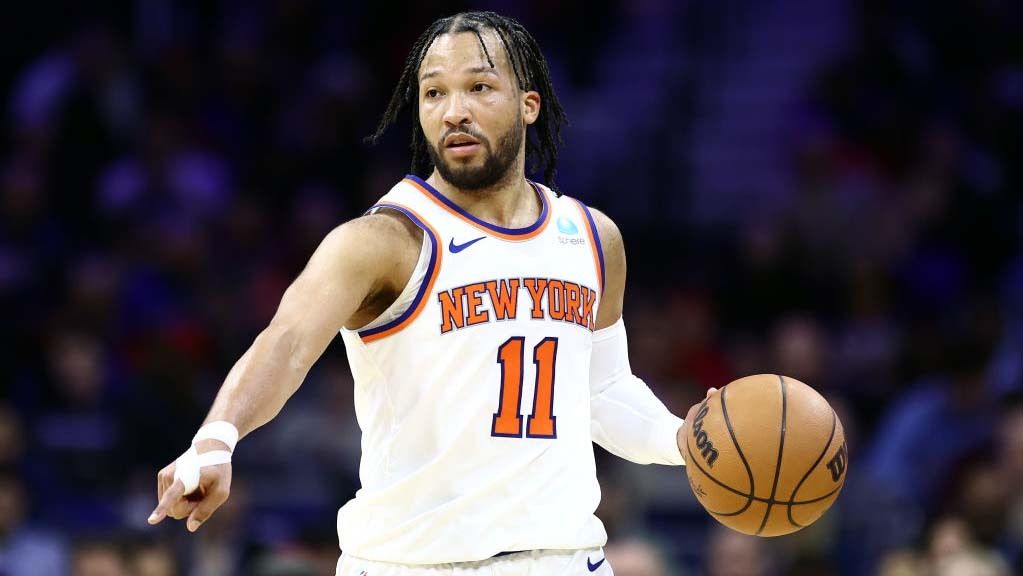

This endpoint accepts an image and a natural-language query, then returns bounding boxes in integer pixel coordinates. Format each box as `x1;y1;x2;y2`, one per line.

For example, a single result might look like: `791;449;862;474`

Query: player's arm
199;211;418;438
588;208;707;466
148;210;421;530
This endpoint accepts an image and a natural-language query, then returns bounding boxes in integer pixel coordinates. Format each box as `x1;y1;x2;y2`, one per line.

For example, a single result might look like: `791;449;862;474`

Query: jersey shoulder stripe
567;197;605;296
358;201;443;342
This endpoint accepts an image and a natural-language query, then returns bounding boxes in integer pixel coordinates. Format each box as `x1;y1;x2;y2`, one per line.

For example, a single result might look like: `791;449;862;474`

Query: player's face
418;30;540;191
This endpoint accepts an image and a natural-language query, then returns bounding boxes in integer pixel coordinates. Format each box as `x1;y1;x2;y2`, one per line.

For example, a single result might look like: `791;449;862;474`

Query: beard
426;115;524;191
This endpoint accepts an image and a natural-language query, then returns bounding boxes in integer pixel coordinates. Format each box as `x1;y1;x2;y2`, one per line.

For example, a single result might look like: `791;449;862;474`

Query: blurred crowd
1;1;1021;575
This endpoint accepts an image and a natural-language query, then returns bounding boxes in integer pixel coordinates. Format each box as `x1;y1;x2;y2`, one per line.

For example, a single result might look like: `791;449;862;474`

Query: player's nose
442;92;472;127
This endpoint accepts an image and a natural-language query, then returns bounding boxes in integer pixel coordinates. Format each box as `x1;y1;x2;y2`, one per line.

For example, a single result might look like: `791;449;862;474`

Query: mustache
440;127;488;146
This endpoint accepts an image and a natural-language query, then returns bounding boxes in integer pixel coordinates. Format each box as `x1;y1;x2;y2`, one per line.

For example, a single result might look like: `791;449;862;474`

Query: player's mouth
444;134;482;157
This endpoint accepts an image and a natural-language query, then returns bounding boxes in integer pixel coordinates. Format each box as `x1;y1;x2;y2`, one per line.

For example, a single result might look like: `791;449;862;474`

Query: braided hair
367;11;567;188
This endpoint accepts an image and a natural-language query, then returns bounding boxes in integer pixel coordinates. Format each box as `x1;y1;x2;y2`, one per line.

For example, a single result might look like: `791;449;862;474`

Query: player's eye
425;88;441;99
471;83;491;93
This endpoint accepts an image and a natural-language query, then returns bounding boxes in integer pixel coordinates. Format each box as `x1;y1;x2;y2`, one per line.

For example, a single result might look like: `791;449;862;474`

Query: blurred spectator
928;516;975;564
604;537;668;576
706;525;774;576
832;265;901;411
953;460;1010;550
0;405;23;466
877;550;923;576
33;327;126;528
189;479;250;576
770;314;829;388
862;324;1001;552
996;394;1023;570
932;552;1010;576
926;516;1011;576
0;467;68;575
667;290;733;393
127;537;178;576
71;536;129;576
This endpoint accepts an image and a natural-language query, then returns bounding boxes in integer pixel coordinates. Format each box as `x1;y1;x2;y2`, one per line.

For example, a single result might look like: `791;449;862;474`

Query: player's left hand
677;387;718;463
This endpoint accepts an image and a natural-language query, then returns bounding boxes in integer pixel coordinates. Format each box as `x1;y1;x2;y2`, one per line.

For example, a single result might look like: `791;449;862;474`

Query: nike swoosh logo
587;556;605;571
449;236;485;253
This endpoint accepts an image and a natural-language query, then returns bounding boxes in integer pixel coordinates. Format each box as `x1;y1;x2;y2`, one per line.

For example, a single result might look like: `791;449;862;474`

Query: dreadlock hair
366;11;567;189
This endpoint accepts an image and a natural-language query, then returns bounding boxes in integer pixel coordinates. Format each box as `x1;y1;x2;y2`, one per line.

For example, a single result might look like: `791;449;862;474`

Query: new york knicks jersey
337;175;608;564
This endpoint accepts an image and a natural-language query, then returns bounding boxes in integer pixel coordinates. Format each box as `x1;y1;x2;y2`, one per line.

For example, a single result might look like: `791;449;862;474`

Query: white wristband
192;421;239;452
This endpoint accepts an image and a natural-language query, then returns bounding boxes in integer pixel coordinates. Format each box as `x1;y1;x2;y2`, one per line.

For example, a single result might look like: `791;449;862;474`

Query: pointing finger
157;471;169;504
148;478;184;524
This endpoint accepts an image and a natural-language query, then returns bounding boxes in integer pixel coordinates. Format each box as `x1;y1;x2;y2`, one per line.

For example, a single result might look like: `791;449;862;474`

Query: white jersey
337;175;608;564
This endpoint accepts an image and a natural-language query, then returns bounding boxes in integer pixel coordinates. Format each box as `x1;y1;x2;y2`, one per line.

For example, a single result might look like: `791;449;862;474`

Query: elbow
259;321;317;374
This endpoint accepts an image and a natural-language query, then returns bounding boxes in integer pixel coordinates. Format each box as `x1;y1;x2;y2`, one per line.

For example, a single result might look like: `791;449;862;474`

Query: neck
426;161;540;229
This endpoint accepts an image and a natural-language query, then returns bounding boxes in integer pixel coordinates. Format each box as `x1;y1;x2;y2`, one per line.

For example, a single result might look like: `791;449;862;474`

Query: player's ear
522;90;540;126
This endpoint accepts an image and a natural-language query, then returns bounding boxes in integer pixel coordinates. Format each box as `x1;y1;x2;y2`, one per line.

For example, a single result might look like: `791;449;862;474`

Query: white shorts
336;547;613;576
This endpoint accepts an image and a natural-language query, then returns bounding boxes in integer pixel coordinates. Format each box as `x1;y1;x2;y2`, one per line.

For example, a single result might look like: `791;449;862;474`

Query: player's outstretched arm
587;208;714;466
148;210;421;532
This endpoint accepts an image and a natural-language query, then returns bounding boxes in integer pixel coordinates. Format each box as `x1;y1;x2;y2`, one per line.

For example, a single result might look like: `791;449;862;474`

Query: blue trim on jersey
358;203;438;338
405;174;549;236
578;202;606;295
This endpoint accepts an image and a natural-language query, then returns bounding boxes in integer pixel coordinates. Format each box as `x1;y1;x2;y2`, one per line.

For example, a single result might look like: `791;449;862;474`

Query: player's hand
148;440;233;532
677;387;718;462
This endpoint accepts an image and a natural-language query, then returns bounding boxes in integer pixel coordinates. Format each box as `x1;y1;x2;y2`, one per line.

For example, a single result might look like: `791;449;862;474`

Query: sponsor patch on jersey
556;216;579;235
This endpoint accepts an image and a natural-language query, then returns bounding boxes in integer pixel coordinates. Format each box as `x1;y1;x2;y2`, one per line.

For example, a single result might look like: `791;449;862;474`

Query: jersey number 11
492;336;558;438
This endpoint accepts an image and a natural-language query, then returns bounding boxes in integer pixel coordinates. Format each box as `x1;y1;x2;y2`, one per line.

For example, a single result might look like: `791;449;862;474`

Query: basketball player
148;11;710;575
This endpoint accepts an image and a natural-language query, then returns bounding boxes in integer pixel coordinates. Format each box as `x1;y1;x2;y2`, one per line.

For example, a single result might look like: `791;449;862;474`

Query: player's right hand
148;441;233;532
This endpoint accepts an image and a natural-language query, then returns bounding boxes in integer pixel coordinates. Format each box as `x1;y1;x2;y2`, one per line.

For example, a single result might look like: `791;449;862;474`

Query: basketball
683;374;847;537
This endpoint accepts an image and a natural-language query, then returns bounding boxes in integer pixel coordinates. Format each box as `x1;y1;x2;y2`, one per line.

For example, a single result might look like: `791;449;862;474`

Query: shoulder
323;210;422;255
586;207;624;262
313;209;424;286
347;208;423;245
574;204;625;328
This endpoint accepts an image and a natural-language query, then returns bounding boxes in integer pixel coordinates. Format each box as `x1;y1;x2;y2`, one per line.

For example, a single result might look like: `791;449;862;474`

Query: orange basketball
683;374;847;537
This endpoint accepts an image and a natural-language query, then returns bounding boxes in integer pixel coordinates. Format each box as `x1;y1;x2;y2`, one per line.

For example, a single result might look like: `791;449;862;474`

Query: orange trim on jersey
360;201;444;343
571;198;605;298
403;176;552;241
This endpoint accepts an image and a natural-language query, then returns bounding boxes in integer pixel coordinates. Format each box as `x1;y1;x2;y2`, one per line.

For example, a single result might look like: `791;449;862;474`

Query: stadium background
1;1;1021;574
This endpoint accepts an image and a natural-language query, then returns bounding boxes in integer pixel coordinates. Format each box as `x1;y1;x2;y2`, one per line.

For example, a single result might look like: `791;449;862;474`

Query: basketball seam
710;385;756;517
685;440;843;506
786;409;838;528
755;374;787;536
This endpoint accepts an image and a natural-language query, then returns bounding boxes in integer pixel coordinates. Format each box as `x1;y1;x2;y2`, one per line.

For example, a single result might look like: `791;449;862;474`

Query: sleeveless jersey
336;175;608;564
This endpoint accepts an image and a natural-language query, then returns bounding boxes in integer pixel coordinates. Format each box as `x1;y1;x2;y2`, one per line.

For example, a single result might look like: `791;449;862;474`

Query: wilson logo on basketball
691;400;720;467
827;442;848;482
